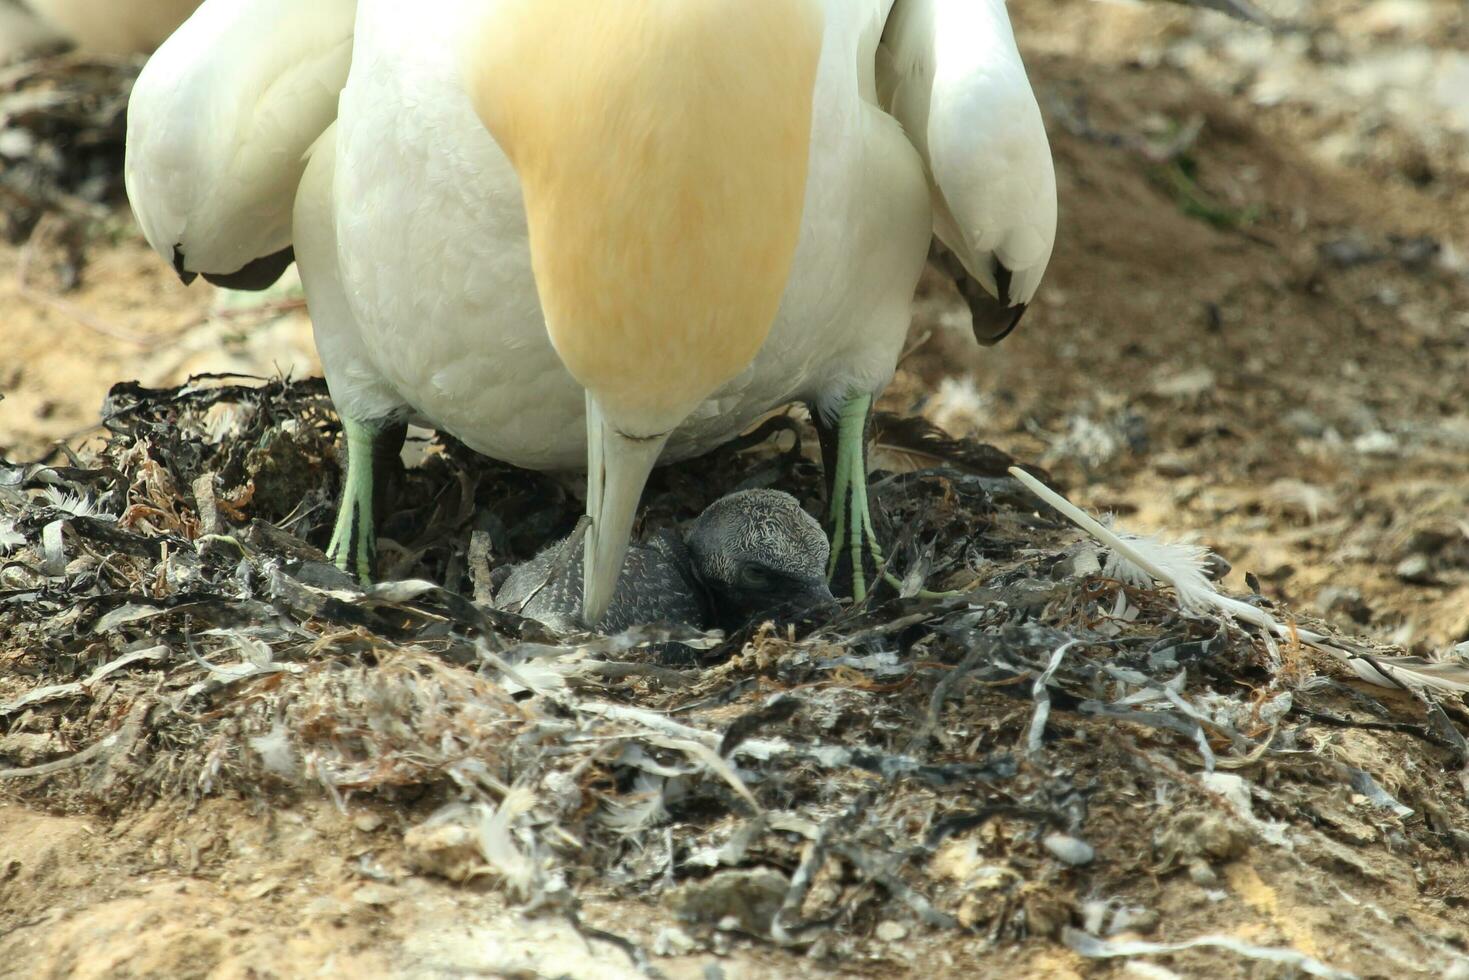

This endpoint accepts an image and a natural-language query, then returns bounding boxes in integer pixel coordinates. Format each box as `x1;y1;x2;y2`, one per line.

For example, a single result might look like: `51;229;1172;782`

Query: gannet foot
813;394;970;604
813;391;888;603
326;416;407;585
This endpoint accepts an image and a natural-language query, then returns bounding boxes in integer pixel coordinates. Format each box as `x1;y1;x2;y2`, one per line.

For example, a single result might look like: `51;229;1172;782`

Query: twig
0;699;148;779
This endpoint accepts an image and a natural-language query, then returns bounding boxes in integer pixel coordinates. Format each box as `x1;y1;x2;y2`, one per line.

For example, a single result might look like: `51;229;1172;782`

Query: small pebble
1188;860;1219;886
351;883;396;907
1044;832;1096;866
1109;905;1160;936
652;926;697;957
1152;452;1193;478
875;921;908;942
353;812;384;833
1396;554;1436;585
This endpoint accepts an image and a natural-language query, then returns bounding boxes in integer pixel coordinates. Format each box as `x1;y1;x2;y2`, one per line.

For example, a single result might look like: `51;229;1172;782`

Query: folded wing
878;0;1056;343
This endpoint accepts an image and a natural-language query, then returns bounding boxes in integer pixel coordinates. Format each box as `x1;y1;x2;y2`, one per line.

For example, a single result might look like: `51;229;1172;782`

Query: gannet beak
583;394;669;626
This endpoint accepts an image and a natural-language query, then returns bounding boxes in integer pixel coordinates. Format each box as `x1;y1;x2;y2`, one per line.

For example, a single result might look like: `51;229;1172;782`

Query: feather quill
475;788;539;897
1010;467;1469;694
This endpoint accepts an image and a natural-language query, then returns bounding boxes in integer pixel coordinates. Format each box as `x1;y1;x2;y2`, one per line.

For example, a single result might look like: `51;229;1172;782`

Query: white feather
0;519;24;554
1010;467;1469;695
475;788;539;898
598;772;670;834
41;487;103;519
1102;528;1216;605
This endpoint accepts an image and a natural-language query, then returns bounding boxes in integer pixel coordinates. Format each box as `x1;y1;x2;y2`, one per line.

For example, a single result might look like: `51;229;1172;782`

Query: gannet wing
878;0;1057;343
124;0;356;283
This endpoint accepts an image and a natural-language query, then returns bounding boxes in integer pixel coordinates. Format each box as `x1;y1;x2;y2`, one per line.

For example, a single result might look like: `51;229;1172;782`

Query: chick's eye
739;565;776;589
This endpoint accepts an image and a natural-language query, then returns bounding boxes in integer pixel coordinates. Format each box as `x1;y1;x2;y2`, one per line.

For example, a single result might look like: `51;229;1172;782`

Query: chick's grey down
496;490;837;634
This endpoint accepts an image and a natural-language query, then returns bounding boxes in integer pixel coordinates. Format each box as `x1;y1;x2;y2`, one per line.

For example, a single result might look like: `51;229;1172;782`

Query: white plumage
20;0;199;55
880;0;1057;312
124;0;355;283
331;0;1056;455
126;0;1058;598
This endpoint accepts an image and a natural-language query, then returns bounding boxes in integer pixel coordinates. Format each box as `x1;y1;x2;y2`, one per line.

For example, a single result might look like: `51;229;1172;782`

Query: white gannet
21;0;200;55
124;0;400;578
332;0;1053;611
124;0;356;291
128;0;1054;607
463;0;825;621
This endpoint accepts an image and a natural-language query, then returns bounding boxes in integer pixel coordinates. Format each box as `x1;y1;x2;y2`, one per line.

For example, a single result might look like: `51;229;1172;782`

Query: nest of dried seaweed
3;377;1468;974
0;53;136;244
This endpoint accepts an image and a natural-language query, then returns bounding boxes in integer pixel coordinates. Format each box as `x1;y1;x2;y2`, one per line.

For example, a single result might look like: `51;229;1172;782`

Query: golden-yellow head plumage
464;0;824;433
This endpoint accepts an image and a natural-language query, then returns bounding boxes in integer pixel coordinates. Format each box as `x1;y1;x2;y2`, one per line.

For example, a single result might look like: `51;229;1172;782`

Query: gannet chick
497;490;836;636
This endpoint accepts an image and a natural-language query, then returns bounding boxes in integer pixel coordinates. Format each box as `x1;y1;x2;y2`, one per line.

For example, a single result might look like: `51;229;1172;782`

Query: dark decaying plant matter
3;377;1469;974
0;54;136;246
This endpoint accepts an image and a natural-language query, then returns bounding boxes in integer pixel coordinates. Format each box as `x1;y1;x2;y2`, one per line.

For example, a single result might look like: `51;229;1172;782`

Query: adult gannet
124;0;356;291
464;0;825;621
22;0;199;55
125;0;1052;611
333;0;1052;613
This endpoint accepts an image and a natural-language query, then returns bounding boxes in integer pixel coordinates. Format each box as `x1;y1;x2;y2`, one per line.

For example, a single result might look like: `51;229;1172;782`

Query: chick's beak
792;577;840;617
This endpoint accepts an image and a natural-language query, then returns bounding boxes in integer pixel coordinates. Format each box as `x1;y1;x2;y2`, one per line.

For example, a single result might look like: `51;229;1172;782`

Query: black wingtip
171;245;198;286
928;243;1032;346
201;245;296;292
978;261;1027;345
976;301;1028;347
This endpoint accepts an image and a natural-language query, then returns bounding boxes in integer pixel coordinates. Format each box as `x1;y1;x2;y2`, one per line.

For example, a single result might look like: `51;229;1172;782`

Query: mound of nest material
0;53;135;243
2;377;1469;977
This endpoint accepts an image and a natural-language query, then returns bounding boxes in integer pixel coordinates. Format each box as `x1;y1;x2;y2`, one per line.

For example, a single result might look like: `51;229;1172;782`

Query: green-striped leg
813;392;887;602
326;417;406;584
814;392;955;602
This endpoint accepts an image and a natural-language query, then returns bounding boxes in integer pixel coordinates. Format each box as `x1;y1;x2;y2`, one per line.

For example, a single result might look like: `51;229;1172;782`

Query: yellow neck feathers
464;0;824;434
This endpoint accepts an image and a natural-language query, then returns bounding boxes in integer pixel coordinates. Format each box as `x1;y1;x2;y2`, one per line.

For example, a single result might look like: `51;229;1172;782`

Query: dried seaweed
0;53;137;288
1;376;1466;972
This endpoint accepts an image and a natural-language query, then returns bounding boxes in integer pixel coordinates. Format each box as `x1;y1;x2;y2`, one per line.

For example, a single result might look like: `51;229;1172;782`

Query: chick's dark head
685;489;837;630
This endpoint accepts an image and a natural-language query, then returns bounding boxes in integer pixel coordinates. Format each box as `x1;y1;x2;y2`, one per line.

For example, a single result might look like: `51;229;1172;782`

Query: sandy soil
2;0;1468;976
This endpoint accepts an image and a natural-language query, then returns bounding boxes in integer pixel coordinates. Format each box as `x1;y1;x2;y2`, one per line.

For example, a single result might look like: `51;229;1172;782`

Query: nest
0;53;136;245
2;377;1468;974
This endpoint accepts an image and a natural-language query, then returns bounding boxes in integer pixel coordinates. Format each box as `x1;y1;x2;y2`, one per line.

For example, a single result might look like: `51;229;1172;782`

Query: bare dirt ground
2;0;1469;977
